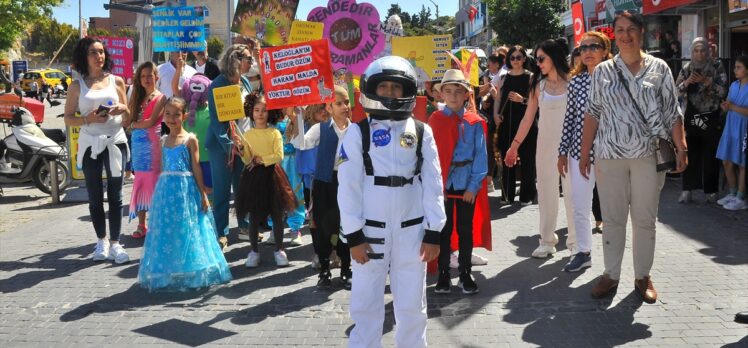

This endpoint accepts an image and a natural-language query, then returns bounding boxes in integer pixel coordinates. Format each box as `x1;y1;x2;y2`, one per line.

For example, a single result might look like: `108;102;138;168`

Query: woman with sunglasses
206;44;255;251
580;11;687;304
504;39;573;260
557;32;612;272
493;45;537;205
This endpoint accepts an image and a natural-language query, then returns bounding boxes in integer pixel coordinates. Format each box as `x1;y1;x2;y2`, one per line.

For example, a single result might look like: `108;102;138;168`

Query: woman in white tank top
503;39;576;261
63;37;131;264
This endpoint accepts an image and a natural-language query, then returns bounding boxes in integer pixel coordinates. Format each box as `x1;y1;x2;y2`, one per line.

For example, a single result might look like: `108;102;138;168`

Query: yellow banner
213;85;245;122
460;48;480;87
288;21;324;44
66;125;83;180
391;35;452;82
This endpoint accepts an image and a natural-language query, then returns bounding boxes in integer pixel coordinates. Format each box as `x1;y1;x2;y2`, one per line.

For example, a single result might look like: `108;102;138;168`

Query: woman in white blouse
64;37;131;264
579;11;687;304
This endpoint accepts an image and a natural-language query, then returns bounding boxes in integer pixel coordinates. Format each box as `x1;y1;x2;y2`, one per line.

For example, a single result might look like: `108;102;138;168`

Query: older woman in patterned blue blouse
578;11;687;304
556;31;612;273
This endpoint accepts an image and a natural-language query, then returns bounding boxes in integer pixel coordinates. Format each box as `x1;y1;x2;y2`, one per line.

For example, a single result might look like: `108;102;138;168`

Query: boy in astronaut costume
337;56;447;347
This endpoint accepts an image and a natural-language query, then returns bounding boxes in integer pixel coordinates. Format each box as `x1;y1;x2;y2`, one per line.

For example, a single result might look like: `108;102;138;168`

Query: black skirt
236;164;298;220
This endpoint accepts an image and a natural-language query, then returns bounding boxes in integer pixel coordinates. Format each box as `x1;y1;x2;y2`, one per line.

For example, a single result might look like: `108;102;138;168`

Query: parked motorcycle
53;84;67;99
0;106;70;195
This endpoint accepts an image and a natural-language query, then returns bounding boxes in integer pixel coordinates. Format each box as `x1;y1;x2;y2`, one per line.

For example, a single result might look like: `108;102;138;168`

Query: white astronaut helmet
359;56;417;121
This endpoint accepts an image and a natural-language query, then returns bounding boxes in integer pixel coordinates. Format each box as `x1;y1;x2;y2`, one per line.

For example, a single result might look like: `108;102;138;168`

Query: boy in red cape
428;69;491;294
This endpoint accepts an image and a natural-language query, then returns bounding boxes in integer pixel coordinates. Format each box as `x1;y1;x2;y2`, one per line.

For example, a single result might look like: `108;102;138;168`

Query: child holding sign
233;93;298;268
291;86;352;289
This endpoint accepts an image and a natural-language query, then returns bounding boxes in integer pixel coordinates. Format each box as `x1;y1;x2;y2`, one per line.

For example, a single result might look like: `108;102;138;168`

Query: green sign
605;0;642;23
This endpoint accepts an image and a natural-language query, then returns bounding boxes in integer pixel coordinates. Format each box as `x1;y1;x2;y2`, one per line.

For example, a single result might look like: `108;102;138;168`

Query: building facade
454;0;494;50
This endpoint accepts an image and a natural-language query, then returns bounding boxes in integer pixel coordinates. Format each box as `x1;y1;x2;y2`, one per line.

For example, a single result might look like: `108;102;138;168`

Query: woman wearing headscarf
674;37;728;203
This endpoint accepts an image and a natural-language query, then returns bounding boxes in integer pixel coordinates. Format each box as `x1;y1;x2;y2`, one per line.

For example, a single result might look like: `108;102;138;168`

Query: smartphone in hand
97;104;112;117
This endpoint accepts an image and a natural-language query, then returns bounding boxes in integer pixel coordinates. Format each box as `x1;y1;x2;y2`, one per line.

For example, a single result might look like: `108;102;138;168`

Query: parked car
20;69;72;92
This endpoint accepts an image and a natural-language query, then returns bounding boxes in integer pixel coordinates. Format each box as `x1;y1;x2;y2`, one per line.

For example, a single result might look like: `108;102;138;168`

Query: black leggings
81;143;128;241
311;177;351;272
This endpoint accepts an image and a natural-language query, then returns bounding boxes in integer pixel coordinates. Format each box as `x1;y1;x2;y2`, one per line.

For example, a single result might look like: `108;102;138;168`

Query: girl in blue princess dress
138;97;232;292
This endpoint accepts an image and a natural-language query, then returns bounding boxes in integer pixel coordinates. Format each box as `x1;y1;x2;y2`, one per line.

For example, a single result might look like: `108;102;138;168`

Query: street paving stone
1;179;747;347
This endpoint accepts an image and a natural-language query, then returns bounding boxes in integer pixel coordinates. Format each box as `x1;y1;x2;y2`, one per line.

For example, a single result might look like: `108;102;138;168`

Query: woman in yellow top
232;92;298;268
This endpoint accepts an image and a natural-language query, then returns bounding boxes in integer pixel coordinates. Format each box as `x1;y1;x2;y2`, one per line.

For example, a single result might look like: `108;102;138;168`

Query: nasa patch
372;128;392;147
400;132;417;148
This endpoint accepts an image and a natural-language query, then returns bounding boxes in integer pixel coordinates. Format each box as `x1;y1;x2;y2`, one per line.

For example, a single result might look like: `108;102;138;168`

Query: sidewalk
1;179;747;347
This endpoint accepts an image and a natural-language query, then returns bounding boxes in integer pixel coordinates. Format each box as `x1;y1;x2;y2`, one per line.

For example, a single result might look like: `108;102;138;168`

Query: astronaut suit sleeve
336;123;367;247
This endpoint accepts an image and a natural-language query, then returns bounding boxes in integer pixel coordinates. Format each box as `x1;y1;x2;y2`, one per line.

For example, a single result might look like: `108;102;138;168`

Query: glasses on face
510;55;524;61
536;55;547;64
88;49;105;56
579;43;604;53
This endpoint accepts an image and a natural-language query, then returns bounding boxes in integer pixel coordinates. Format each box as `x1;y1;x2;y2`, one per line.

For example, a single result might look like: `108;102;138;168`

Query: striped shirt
559;71;593;161
586;54;683;160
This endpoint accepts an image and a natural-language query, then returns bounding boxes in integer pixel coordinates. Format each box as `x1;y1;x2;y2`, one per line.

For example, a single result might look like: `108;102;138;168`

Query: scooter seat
41;129;66;144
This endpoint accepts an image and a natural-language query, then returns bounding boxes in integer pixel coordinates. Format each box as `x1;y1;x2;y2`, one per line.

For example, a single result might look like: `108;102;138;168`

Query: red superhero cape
427;109;492;273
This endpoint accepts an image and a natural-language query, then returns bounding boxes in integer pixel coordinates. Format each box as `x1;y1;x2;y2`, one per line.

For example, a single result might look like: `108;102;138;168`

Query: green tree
26;19;78;62
487;0;564;48
87;27;112;38
207;36;224;60
0;0;63;51
418;5;431;28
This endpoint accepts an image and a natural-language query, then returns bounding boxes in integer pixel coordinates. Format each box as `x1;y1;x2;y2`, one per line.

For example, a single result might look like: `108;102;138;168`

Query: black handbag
615;64;676;172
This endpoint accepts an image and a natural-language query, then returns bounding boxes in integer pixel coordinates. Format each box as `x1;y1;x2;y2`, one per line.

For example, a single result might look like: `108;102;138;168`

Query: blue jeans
81;143;128;241
208;148;247;237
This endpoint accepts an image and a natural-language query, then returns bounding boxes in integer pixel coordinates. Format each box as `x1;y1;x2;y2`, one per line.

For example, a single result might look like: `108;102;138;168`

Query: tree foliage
207;36;224;60
487;0;565;48
0;0;64;51
384;4;452;37
27;19;78;62
115;27;140;61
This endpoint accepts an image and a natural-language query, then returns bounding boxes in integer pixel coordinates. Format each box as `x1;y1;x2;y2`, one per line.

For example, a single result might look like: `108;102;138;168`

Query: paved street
1;99;748;347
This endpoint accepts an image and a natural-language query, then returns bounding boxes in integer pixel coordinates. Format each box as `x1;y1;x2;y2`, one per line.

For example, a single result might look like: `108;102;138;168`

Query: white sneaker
310;254;321;269
245;251;260;268
724;198;748;211
471;253;488;265
531;244;556;258
289;230;303;246
264;232;276;245
717;194;737;206
274;250;290;267
108;243;130;264
678;191;692;203
92;239;109;261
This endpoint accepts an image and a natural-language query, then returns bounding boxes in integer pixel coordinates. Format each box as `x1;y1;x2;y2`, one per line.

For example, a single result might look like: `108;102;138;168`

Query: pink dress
129;95;163;220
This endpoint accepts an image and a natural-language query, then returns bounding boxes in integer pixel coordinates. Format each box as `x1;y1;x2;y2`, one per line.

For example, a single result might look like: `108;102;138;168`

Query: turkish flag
572;1;585;46
467;6;478;22
642;0;698;15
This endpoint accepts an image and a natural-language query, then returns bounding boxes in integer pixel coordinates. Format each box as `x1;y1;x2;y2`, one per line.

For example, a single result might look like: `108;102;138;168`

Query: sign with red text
307;0;384;75
95;36;134;84
571;2;586;46
259;39;335;110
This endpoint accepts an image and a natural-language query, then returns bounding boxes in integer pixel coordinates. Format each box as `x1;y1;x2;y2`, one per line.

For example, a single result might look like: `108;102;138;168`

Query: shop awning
642;0;705;15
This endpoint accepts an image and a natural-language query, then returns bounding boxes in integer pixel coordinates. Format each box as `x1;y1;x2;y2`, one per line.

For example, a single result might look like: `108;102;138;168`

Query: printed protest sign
307;0;384;75
259;39;335;110
288;21;324;44
153;6;206;52
95;36;134;84
231;1;299;46
212;85;245;122
391;35;452;83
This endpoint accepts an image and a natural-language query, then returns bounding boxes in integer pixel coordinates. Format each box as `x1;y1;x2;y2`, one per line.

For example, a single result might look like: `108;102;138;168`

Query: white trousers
535;144;575;250
349;223;427;348
568;157;595;253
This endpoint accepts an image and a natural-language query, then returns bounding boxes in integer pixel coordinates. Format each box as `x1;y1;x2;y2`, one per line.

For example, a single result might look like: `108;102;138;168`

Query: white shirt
195;61;206;74
291;112;351;170
156;62;196;98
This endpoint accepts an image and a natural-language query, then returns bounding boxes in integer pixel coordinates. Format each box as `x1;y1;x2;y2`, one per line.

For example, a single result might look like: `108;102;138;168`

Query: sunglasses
509;55;524;61
579;43;604;53
536;55;547;64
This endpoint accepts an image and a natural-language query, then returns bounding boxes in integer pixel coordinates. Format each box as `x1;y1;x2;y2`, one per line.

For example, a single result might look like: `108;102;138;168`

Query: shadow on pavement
722;335;748;347
657;180;748;266
133;318;237;346
0;244;98;293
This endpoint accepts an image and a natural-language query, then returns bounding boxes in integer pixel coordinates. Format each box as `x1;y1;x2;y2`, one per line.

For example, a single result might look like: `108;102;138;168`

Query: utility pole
79;0;83;39
428;0;439;19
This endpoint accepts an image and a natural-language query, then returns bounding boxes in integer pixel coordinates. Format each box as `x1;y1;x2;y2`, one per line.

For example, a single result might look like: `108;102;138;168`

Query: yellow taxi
20;69;72;92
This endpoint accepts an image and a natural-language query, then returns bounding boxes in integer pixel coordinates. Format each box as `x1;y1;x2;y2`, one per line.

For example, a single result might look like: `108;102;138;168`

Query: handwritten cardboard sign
392;35;452;83
212;85;245;122
259;39;335;110
95;36;134;84
288;21;324;44
231;0;299;46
